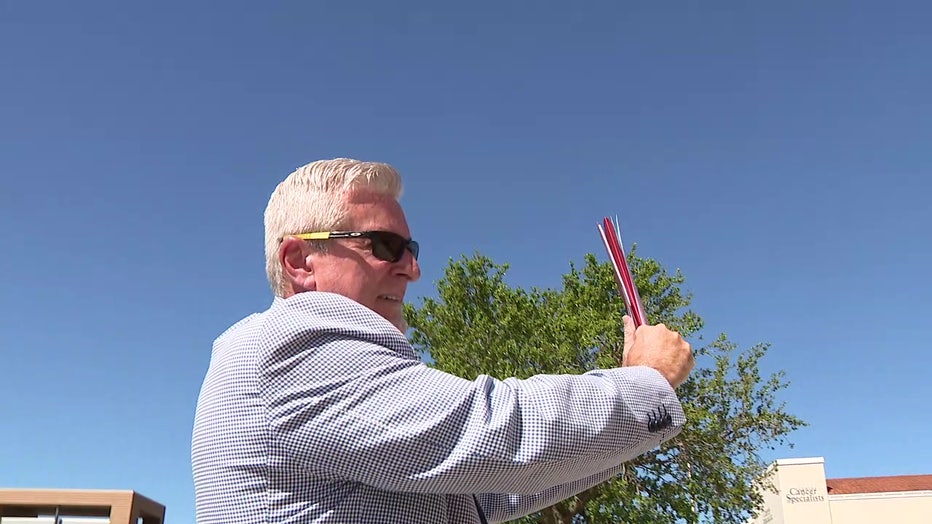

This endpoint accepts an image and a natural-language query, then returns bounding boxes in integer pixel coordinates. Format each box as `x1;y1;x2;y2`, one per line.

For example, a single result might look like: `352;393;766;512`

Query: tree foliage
404;251;806;523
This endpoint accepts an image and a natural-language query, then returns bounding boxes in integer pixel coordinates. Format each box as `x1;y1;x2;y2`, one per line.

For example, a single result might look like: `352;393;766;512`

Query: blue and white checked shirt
192;292;684;523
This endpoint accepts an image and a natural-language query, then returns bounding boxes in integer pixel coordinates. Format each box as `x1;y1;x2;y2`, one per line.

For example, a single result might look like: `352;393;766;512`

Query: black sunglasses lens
371;232;418;262
370;233;404;262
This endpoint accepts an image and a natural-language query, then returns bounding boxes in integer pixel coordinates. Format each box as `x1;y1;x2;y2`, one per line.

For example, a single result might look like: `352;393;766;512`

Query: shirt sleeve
478;462;627;523
257;293;685;497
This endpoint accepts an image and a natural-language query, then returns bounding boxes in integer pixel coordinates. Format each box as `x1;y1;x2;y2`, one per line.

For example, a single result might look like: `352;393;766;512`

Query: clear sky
2;1;930;522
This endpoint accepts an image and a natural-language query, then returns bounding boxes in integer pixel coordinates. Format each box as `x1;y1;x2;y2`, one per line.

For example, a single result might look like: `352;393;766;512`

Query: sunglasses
288;231;419;263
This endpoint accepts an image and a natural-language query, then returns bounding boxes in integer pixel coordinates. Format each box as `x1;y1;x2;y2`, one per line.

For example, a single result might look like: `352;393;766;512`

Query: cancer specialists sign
785;487;826;504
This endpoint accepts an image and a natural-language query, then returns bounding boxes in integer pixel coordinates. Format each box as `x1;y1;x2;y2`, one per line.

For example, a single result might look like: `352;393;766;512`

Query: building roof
826;474;932;495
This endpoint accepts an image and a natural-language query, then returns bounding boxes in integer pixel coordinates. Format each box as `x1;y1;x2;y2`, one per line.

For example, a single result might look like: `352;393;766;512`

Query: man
192;158;694;523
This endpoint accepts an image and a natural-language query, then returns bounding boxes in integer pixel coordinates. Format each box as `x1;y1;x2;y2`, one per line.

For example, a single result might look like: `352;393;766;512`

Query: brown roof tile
826;475;932;495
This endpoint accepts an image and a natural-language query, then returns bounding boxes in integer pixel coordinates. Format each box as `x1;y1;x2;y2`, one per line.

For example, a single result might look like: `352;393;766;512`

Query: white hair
264;158;404;296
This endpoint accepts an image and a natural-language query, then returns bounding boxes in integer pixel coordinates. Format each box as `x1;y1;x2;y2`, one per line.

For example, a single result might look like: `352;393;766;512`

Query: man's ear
280;237;316;292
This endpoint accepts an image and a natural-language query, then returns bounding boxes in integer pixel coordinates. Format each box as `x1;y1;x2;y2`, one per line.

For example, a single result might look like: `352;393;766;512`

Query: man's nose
395;249;420;282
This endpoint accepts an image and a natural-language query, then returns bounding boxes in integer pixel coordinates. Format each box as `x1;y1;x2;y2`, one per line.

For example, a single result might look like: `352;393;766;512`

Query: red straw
599;216;647;326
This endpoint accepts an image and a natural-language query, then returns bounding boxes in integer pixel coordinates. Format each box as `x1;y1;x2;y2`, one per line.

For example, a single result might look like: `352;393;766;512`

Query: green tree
404;252;806;523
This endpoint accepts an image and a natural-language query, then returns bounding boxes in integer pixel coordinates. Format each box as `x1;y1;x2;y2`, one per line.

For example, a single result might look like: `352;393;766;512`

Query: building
0;511;156;523
0;489;164;524
747;457;932;524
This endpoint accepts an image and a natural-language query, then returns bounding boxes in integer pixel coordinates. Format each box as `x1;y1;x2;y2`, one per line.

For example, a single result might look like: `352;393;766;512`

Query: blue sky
2;1;930;522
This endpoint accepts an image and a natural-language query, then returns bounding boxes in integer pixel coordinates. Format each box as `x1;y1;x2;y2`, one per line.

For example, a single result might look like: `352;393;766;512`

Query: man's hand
622;315;694;388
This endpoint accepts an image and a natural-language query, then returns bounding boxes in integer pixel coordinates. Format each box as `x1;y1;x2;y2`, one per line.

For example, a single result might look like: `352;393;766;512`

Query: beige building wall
829;491;932;524
751;466;784;524
747;457;833;524
747;457;932;524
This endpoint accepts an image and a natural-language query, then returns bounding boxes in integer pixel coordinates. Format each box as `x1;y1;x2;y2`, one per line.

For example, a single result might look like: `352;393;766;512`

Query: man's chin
373;308;407;333
387;314;407;333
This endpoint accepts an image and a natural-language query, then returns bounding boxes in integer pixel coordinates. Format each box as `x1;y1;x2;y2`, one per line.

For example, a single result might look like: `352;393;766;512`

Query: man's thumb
622;315;635;364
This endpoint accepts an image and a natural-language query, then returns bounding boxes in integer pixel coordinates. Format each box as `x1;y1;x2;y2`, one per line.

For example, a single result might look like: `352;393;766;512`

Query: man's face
305;191;420;330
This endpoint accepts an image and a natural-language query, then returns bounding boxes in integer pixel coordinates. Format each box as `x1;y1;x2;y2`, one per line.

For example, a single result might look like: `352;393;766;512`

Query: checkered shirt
192;292;684;523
